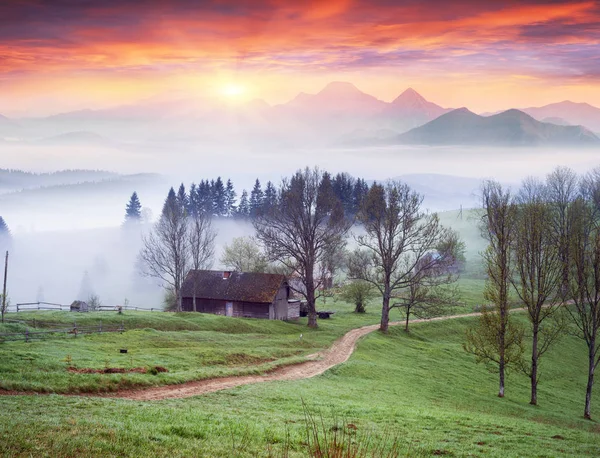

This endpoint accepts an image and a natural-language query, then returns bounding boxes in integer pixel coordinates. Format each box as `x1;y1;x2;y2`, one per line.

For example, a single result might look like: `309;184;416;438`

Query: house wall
181;298;226;314
181;297;270;319
273;285;291;320
287;301;300;320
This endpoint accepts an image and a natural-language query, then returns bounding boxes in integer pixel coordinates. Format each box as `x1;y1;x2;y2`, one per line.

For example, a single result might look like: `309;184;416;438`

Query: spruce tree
249;179;264;218
237;190;250;218
188;183;198;217
124;192;142;223
263;181;277;215
162;187;178;217
0;217;9;237
212;177;226;216
225;179;237;217
176;183;188;214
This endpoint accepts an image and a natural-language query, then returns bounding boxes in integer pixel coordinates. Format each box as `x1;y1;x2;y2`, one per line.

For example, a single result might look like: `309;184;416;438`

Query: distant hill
522;101;600;132
396;108;600;146
34;131;115;147
382;88;451;131
0;169;120;193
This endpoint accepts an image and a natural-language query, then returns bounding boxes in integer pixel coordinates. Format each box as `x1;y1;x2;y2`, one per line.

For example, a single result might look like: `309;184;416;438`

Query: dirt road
106;312;482;401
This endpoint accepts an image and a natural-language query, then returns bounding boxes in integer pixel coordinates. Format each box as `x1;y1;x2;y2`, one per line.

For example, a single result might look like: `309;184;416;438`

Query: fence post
33;318;36;329
99;320;102;333
73;320;77;337
25;328;29;343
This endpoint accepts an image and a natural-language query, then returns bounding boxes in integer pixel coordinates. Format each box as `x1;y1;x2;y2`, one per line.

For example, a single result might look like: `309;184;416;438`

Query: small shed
70;300;89;312
181;270;298;320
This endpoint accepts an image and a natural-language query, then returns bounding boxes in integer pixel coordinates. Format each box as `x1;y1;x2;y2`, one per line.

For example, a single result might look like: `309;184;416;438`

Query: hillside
0;310;597;456
522;101;600;133
396;108;600;146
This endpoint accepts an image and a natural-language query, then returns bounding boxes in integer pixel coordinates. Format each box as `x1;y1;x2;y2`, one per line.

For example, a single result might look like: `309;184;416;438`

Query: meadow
0;309;598;457
1;208;598;456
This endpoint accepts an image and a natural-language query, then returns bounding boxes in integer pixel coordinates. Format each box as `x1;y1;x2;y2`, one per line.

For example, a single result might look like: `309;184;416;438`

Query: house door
225;302;233;317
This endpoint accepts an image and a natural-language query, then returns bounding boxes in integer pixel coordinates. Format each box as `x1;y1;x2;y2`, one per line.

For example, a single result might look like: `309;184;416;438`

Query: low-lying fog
1;141;599;308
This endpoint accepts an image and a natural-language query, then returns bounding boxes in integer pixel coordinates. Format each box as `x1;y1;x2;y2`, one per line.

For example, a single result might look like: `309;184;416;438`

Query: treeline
152;173;370;220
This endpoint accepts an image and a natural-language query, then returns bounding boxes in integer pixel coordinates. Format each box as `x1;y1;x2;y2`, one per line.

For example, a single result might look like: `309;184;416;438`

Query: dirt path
0;312;485;401
103;312;483;401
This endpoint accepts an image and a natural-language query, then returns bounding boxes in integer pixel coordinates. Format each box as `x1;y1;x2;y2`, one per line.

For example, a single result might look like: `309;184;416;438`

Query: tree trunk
380;292;390;333
498;358;505;398
176;286;182;313
584;344;595;420
193;295;197;312
306;277;318;328
404;307;410;332
530;324;539;405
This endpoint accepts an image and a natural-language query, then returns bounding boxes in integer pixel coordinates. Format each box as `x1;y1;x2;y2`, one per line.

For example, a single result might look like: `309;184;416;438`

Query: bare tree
139;193;189;312
546;166;579;299
465;180;521;398
566;170;600;419
512;177;564;405
349;181;460;333
254;167;351;328
188;211;217;311
220;236;269;273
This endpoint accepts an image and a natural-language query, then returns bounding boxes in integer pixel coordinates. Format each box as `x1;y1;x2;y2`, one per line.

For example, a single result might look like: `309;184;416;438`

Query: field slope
0;312;598;457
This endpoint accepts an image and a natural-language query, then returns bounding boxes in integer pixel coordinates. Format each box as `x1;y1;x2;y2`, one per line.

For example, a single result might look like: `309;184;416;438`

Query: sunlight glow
221;83;246;98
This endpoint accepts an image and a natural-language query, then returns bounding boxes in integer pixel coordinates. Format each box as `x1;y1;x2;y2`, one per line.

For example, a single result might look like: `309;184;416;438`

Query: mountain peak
318;81;363;96
392;87;426;105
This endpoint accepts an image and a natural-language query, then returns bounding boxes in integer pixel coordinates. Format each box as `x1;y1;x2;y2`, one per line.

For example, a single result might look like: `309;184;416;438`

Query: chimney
223;271;231;280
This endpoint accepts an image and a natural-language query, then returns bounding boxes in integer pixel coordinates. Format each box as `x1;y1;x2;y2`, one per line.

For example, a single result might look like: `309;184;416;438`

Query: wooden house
181;270;298;320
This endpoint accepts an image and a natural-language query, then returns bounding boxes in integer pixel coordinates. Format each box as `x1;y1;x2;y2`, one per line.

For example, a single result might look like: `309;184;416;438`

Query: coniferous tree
162;187;178;217
237;190;250;218
124;192;142;223
197;180;212;214
333;173;356;215
353;178;369;214
225;179;237;217
212;177;226;216
263;181;277;215
0;217;9;238
188;183;199;217
176;183;188;214
250;179;264;218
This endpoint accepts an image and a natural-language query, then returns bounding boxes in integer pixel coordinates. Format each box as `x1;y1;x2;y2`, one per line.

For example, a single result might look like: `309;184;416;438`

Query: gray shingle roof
181;270;287;304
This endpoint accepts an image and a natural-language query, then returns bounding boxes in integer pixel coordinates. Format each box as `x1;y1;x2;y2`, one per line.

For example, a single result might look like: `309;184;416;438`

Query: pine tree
162;187;178;217
262;181;277;215
237;190;250;218
353;178;369;214
225;179;237;217
212;177;226;216
176;183;188;214
249;179;264;218
188;183;198;217
0;217;9;237
124;192;142;223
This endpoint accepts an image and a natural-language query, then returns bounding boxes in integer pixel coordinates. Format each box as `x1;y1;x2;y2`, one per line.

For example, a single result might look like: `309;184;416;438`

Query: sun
221;83;246;98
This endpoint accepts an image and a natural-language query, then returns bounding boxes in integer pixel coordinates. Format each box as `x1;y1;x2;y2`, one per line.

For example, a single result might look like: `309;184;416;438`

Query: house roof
181;270;287;304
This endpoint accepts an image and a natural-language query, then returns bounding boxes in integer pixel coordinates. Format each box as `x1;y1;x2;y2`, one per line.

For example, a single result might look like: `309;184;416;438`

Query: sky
1;0;599;116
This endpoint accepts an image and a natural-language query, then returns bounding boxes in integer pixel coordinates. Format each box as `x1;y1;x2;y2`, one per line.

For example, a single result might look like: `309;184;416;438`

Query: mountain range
396;108;599;146
1;83;600;147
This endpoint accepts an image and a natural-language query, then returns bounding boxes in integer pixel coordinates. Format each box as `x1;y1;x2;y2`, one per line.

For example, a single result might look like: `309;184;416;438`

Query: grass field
0;309;598;457
1;211;598;456
0;302;385;393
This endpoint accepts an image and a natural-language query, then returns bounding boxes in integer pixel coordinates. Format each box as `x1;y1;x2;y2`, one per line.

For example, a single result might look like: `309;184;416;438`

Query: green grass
0;302;384;393
0;313;598;457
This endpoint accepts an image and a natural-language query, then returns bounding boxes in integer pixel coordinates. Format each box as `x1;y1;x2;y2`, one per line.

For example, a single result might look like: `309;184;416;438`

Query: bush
163;288;177;312
339;281;374;313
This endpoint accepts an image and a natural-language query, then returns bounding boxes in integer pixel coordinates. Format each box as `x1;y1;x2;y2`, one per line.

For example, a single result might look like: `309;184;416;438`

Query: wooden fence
6;302;162;313
0;319;125;343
